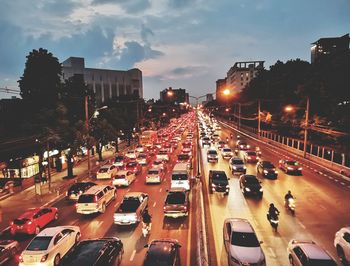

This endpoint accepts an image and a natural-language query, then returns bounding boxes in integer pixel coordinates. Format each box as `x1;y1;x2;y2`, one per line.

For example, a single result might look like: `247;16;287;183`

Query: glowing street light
167;90;174;96
223;88;231;96
284;105;294;112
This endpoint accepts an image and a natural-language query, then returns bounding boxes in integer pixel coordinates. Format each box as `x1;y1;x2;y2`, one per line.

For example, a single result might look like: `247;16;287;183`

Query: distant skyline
0;0;349;100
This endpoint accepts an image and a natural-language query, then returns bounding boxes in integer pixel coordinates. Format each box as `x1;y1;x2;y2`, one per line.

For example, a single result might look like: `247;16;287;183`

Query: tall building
160;87;189;104
311;34;350;63
216;78;227;102
62;57;143;105
226;61;264;94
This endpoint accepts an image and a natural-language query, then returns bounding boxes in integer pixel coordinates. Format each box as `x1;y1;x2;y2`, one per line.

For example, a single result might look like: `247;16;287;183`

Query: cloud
91;0;151;13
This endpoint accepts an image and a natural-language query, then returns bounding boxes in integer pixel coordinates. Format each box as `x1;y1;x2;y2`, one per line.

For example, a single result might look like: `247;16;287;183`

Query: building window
240;73;243;77
100;75;102;81
241;83;243;86
246;77;249;81
246;73;249;77
92;74;94;81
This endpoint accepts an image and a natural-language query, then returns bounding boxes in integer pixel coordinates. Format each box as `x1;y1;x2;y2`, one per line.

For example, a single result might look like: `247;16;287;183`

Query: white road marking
334;179;339;182
268;247;277;258
159;188;162;192
130;250;136;261
297;220;306;229
153;202;156;207
127;188;130;192
319;204;327;210
341;182;345;186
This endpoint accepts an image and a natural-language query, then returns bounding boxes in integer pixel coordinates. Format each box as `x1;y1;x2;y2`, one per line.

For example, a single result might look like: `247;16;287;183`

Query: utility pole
303;96;310;158
85;95;91;178
46;141;51;191
258;99;261;137
238;103;241;129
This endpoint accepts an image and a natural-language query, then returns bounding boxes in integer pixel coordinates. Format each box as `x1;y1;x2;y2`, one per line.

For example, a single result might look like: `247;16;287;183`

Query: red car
124;161;142;175
10;207;58;235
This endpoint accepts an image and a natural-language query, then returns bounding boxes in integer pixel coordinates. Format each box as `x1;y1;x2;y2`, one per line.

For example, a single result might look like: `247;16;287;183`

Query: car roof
37;226;74;237
116;170;129;174
293;241;332;260
124;192;146;197
148;168;160;172
226;218;254;233
100;164;112;168
84;185;110;194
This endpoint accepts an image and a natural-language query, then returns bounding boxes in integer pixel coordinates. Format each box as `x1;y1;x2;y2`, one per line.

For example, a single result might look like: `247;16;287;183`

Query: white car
19;226;80;266
135;145;145;153
287;240;336;266
125;150;138;159
145;168;163;184
334;227;350;264
112;170;136;187
96;164;118;179
207;149;218;163
223;218;265;266
156;149;169;162
221;147;234;159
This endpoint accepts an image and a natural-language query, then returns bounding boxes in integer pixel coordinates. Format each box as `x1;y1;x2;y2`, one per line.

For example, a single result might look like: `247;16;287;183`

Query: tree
18;48;62;111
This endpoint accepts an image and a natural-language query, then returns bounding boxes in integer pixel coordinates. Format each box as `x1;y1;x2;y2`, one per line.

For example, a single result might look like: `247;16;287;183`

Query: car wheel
75;232;81;243
54;254;61;266
54;212;59;220
101;203;106;213
289;255;295;265
35;226;40;235
337;245;348;264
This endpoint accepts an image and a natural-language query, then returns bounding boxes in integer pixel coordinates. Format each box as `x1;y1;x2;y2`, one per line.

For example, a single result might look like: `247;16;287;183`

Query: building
226;61;264;94
202;93;214;106
216;78;227;103
311;34;350;63
62;57;143;105
160;87;189;104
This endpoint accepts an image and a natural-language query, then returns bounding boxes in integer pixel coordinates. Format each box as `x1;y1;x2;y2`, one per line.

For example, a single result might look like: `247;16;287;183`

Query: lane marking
130;250;136;261
153;202;156;207
319;204;327;210
269;247;277;258
159;188;162;192
341;182;345;186
297;220;306;229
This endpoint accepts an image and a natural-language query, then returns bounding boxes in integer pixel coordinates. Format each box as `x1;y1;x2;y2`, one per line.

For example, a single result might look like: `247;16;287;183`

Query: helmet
270;203;274;207
288;190;291;194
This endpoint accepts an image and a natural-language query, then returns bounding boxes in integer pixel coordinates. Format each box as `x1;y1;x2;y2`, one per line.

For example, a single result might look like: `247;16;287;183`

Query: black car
239;175;263;198
61;237;123;266
66;182;96;201
208;170;229;195
0;240;19;265
143;239;181;266
256;161;278;179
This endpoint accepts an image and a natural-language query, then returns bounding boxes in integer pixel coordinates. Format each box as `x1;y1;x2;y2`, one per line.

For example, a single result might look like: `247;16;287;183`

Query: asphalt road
201;121;350;266
2;128;196;266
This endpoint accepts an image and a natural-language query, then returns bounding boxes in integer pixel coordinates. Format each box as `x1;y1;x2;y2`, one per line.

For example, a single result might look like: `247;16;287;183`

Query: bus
140;130;157;147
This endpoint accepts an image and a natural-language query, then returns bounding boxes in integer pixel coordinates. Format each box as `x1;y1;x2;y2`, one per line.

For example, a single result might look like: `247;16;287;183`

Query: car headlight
226;185;230;188
259;188;263;192
287;167;293;170
211;183;216;187
298;167;302;170
233;166;237;169
263;170;268;174
275;170;278;174
243;166;247;169
245;187;251;192
40;254;49;262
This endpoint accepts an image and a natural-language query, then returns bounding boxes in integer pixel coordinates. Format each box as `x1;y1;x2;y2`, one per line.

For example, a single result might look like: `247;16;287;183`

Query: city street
201;121;350;265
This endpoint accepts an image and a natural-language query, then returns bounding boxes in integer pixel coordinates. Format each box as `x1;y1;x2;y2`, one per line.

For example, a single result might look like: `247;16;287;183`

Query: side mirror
259;240;264;244
144;244;149;248
166;189;169;192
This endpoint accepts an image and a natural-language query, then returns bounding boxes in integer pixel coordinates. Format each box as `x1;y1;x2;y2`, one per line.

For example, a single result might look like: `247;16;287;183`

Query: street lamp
85;96;108;178
284;97;310;158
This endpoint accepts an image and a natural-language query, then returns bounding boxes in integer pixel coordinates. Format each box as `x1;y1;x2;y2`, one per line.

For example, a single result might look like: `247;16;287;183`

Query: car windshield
262;162;274;168
127;162;137;167
244;176;259;184
232;159;244;165
153;161;162;165
240;142;247;146
212;173;227;180
148;170;159;175
223;148;231;152
166;192;185;204
247;152;256;156
208;150;217;155
172;174;188;180
14;218;30;225
286;161;298;165
77;194;94;203
27;236;52;251
159;150;167;155
98;168;109;173
178;154;190;160
231;232;259;247
61;241;106;266
115;174;126;179
308;259;337;266
143;244;174;266
138;154;147;158
115;156;124;162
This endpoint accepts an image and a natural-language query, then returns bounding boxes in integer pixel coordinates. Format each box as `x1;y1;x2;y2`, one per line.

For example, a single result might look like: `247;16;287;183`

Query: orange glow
284;105;294;112
167;90;174;96
223;89;231;96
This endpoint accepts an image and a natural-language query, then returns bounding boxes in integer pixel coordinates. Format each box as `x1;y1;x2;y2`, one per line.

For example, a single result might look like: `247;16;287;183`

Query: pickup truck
113;192;149;225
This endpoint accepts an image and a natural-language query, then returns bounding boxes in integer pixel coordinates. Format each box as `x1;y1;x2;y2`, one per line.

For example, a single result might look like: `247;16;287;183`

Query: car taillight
65;191;68;196
94;195;98;202
183;206;187;211
248;156;251;159
19;255;23;263
40;254;49;262
27;221;32;225
134;167;137;170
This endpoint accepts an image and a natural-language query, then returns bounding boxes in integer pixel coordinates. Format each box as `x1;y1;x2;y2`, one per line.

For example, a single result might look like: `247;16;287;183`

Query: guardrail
219;118;350;179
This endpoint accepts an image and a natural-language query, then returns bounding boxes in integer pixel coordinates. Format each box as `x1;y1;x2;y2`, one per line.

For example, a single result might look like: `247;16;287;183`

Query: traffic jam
0;112;197;266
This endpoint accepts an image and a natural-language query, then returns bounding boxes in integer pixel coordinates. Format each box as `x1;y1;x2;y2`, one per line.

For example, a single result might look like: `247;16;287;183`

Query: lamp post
85;95;108;178
284;96;310;158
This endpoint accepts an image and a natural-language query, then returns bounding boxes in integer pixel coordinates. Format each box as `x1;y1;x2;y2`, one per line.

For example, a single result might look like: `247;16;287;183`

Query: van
76;185;116;215
171;163;190;191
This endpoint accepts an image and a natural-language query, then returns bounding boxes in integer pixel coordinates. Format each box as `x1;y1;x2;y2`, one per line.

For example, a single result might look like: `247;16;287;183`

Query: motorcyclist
230;133;233;139
268;203;280;220
284;190;294;202
226;137;229;143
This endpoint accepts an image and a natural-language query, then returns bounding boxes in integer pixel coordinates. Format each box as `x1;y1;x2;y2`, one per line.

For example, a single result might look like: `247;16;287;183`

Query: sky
0;0;349;100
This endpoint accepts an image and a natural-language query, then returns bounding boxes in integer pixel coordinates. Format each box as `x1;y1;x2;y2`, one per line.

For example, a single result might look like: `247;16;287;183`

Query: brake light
183;206;187;211
65;191;68;196
94;195;98;203
19;255;23;263
27;221;32;225
40;254;49;262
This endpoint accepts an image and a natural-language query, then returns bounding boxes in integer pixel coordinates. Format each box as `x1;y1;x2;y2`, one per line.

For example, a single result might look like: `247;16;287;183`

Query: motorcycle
142;222;152;237
267;212;279;231
255;147;262;157
285;197;296;215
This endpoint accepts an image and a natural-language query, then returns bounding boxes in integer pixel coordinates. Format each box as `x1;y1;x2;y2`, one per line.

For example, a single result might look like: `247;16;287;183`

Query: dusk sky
0;0;349;100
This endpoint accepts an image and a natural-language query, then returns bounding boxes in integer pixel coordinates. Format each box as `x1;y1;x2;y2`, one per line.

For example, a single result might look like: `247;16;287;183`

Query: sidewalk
0;141;135;234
